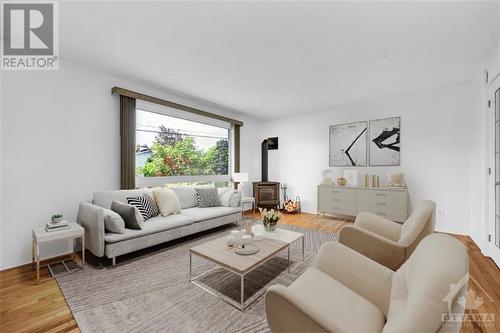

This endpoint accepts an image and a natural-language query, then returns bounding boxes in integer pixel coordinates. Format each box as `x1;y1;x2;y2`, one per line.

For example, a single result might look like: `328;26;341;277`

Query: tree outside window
135;110;230;178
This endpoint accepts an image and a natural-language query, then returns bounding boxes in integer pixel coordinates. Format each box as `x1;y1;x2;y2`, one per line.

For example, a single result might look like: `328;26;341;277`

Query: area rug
56;224;338;333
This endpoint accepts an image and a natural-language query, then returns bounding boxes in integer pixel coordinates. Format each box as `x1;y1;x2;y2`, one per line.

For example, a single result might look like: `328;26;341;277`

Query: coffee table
189;227;304;310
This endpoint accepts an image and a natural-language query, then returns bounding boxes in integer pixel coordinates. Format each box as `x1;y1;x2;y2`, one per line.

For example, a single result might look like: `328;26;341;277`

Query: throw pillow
171;187;197;209
153;189;181;217
195;188;222;208
103;208;126;234
111;201;144;230
217;187;234;207
127;194;160;221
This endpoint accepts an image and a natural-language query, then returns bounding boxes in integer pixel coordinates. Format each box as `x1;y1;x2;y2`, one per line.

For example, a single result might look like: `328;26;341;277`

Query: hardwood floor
0;212;498;333
0;259;79;333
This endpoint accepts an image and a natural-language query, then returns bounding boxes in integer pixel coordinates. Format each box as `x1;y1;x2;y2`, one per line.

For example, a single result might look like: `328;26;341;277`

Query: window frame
134;101;233;188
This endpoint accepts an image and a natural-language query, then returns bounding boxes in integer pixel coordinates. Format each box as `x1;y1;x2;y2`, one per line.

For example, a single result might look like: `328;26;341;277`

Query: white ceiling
60;1;500;119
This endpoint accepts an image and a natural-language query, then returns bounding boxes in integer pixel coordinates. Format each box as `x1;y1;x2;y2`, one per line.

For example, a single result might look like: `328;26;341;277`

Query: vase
263;218;278;232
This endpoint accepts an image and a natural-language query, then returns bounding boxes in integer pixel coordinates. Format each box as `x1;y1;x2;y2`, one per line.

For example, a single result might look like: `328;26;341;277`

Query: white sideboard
317;184;408;222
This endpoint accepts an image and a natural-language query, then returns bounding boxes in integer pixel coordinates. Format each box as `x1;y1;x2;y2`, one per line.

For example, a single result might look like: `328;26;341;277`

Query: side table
32;222;85;283
241;196;256;215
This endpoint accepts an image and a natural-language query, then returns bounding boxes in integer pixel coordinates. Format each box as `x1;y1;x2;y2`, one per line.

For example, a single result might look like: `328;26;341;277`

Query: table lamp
233;172;248;192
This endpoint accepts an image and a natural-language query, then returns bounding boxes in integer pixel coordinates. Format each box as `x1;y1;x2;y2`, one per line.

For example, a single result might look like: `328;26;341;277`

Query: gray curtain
233;124;240;189
119;95;136;189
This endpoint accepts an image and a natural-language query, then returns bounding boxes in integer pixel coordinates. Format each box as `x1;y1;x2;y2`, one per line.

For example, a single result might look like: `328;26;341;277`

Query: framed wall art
329;121;367;166
369;116;401;166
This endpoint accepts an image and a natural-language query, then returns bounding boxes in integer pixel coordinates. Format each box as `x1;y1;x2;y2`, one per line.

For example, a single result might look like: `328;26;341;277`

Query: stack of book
45;220;70;232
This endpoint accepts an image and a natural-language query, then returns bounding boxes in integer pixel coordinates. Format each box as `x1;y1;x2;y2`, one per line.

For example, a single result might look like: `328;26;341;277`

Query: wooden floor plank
0;212;498;332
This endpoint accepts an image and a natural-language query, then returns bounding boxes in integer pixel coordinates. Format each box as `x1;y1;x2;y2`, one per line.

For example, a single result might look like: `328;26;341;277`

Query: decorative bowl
337;177;347;186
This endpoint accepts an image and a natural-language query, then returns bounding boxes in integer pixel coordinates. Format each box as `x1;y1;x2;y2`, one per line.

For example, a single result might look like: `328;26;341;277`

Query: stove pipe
261;139;268;182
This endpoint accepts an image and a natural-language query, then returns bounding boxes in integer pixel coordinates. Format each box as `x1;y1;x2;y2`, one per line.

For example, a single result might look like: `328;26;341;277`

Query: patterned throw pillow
127;194;160;220
195;188;222;208
111;201;144;230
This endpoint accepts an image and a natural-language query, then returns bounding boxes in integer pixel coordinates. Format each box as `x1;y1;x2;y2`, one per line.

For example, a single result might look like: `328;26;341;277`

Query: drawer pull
376;212;387;216
376;202;386;206
331;198;341;202
376;193;387;197
331;190;340;194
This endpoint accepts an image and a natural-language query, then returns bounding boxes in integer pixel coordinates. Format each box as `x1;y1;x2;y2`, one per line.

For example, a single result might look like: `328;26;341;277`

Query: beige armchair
265;233;468;333
338;200;436;270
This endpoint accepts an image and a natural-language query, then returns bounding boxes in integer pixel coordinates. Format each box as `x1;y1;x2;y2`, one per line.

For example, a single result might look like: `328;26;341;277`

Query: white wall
0;60;260;269
259;82;478;235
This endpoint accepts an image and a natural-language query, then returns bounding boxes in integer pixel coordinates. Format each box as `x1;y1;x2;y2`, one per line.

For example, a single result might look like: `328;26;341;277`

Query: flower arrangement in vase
259;208;282;232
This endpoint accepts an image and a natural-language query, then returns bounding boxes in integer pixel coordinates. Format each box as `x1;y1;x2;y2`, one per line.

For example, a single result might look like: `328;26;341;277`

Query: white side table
32;222;85;283
241;197;256;215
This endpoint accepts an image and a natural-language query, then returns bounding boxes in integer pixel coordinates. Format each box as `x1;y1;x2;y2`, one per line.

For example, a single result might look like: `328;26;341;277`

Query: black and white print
329;121;367;166
196;188;222;208
369;117;401;166
127;194;160;221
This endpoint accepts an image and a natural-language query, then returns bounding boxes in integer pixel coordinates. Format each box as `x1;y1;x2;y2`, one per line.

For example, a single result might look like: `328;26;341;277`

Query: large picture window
135;107;231;187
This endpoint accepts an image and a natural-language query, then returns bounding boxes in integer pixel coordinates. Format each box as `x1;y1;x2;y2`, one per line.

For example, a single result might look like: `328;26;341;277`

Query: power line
136;128;229;140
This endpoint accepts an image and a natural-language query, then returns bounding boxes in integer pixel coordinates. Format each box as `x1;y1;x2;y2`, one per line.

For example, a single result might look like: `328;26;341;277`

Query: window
135;106;232;188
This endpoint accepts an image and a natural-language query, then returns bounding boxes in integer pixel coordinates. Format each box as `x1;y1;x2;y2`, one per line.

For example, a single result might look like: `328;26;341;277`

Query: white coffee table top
190;236;288;274
252;224;303;244
33;222;84;243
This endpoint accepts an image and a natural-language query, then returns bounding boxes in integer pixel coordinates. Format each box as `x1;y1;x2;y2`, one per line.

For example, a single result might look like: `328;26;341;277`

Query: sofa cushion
104;214;195;243
111;201;144;230
195;188;222;208
103;208;126;234
171;187;197;209
228;192;241;208
127;194;160;220
93;189;153;209
288;267;386;333
217;187;234;207
179;206;240;222
153;189;181;216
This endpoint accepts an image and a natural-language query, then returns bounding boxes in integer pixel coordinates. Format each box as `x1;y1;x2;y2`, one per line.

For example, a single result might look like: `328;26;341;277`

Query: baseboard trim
0;252;80;272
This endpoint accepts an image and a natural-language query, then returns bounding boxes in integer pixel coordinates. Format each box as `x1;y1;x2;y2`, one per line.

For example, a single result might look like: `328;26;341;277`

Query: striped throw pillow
127;194;160;221
195;188;222;208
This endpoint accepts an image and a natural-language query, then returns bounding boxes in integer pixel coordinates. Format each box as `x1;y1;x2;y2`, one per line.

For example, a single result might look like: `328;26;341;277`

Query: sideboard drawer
318;187;356;215
327;205;357;217
358;189;407;222
320;187;355;200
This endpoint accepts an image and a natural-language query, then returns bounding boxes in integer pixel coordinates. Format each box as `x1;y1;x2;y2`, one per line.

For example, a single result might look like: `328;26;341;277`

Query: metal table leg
82;234;85;269
302;236;305;261
240;274;244;310
36;242;40;283
288;246;291;272
32;239;35;270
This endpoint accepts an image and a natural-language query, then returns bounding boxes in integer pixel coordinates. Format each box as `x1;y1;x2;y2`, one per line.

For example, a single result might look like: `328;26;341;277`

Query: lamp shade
233;172;248;183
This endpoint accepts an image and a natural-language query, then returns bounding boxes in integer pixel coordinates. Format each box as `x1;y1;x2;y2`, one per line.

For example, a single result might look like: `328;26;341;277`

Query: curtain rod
111;87;243;126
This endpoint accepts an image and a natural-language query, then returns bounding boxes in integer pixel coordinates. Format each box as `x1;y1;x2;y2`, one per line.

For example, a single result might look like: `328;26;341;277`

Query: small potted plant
51;214;63;223
259;208;282;232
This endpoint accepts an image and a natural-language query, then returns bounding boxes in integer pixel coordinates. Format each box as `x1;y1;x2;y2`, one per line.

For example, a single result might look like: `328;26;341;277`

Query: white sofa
77;187;241;265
